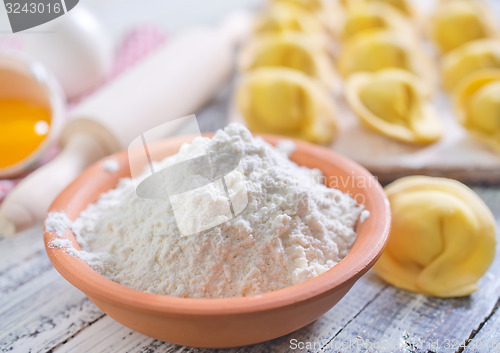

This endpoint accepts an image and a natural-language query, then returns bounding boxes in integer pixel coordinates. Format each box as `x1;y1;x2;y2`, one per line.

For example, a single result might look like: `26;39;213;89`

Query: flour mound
47;123;365;298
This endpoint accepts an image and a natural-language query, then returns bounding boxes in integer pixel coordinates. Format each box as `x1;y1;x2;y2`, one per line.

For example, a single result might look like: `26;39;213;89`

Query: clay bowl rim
44;133;391;317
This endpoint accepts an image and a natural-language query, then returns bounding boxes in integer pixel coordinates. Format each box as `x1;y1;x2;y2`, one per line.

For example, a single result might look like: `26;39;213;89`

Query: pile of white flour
46;123;366;298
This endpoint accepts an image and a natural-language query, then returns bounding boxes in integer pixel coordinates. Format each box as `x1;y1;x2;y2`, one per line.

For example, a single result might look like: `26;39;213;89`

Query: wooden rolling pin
0;13;251;236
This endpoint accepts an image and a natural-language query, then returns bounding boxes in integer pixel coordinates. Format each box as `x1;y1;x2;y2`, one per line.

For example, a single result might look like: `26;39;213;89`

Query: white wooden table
1;100;500;352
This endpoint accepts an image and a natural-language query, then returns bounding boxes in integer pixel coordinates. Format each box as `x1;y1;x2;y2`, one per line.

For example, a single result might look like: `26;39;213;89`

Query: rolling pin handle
0;133;108;236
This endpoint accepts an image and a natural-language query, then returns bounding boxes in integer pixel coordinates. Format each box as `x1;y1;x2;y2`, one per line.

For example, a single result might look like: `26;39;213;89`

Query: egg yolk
0;99;51;169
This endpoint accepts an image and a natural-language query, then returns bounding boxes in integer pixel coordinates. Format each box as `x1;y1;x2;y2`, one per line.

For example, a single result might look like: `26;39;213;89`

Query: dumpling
239;33;337;90
442;39;500;92
345;69;442;144
337;31;435;90
430;1;497;54
254;3;325;36
374;176;496;297
236;68;337;144
340;2;416;42
366;0;413;17
339;0;415;18
453;69;500;153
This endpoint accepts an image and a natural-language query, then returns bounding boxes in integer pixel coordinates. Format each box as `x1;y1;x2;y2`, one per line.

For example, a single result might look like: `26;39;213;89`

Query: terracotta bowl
44;134;391;348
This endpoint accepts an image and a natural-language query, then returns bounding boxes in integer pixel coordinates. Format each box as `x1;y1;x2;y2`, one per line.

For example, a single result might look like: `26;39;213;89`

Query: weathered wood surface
0;188;499;353
2;0;499;351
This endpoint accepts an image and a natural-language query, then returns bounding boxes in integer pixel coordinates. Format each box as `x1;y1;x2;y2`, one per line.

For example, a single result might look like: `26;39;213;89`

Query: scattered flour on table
46;123;368;298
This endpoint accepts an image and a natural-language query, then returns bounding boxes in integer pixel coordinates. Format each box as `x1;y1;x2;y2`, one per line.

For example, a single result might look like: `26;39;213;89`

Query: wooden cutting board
229;1;500;185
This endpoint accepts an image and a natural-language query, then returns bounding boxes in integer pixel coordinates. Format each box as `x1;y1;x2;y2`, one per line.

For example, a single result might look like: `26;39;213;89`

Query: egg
0;99;51;169
23;6;113;100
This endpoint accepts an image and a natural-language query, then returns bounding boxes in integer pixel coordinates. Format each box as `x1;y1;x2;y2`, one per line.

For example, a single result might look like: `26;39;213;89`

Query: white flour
46;123;366;298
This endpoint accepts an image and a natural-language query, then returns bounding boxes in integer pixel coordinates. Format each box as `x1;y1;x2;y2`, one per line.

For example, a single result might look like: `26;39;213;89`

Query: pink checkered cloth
0;26;167;203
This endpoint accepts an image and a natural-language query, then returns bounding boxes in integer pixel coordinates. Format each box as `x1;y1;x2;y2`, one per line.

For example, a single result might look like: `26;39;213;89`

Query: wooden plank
0;248;52;295
0;267;104;352
460;189;500;353
462;299;500;353
0;225;105;353
310;188;500;353
51;317;157;353
0;225;46;272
